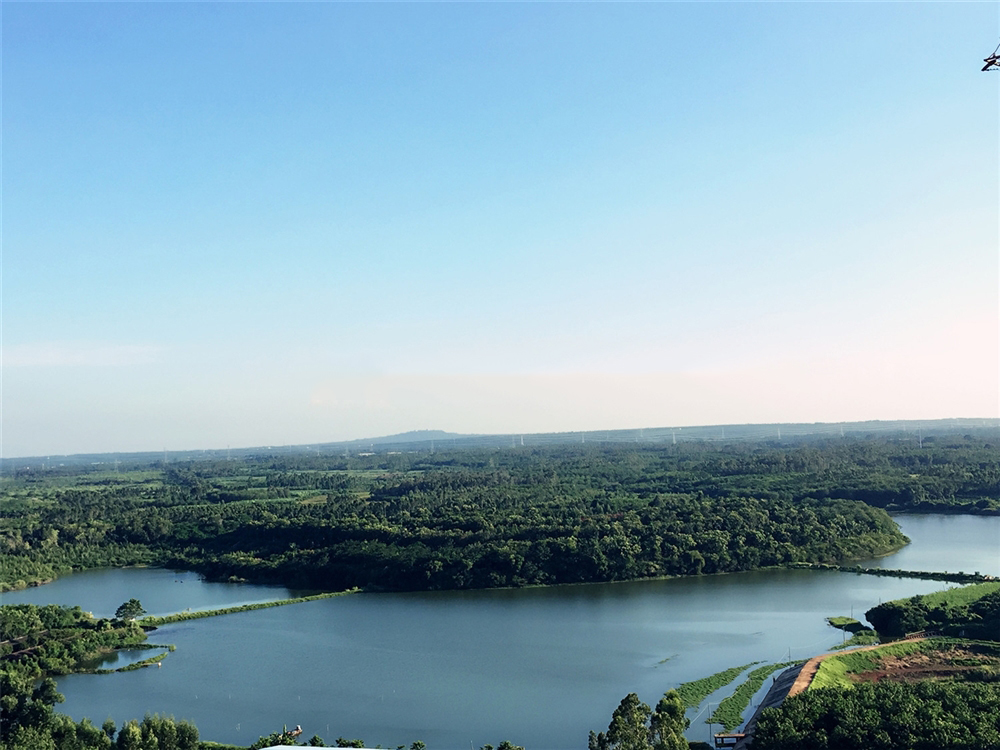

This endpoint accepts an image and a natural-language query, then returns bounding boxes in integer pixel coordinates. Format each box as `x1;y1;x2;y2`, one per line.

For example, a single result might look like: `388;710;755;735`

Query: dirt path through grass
787;640;924;696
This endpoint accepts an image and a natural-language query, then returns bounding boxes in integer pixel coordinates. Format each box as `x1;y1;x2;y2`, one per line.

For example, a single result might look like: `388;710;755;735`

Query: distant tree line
3;438;997;592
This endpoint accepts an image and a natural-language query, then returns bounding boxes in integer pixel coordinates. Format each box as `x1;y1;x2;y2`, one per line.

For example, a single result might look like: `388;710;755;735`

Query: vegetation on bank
706;662;799;730
810;641;930;691
865;582;1000;639
0;669;201;750
2;440;962;593
831;631;880;650
3;436;998;750
140;589;359;626
0;603;155;681
826;616;862;630
824;617;880;649
796;563;995;584
809;638;1000;691
673;663;760;708
753;680;1000;750
589;691;689;750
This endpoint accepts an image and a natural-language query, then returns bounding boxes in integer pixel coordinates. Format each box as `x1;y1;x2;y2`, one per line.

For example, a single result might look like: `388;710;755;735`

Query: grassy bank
809;640;928;690
919;581;1000;607
140;588;359;626
826;616;880;649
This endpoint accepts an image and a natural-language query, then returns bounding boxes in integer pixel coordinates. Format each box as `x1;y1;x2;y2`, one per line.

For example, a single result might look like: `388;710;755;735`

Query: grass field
810;641;928;690
918;581;1000;608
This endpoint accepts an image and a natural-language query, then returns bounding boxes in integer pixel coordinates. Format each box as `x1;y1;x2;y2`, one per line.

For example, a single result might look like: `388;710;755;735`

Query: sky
3;1;998;457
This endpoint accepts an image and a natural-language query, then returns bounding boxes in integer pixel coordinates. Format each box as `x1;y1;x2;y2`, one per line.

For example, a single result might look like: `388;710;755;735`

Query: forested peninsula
4;435;997;593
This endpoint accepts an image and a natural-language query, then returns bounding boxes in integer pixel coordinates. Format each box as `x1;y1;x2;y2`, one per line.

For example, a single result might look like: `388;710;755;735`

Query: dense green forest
865;583;1000;639
752;681;1000;749
0;603;151;681
5;439;981;591
3;436;999;749
3;437;997;592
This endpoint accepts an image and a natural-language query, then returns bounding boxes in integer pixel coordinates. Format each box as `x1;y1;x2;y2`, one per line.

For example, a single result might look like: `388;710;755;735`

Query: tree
591;690;692;750
590;693;652;750
649;690;688;750
115;720;143;750
115;599;146;622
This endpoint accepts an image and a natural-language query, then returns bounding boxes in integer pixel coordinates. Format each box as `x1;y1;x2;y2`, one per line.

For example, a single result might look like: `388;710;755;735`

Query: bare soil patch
853;648;999;684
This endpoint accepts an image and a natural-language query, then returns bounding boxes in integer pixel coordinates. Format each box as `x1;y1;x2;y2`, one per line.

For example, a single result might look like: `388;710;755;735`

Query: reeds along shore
139;589;360;627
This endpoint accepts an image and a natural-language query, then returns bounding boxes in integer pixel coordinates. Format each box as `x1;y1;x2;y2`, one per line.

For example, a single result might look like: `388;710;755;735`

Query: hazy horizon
7;416;999;462
4;2;998;457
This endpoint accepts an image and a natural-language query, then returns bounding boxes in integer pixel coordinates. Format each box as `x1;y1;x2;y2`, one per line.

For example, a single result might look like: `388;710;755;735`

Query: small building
713;733;746;748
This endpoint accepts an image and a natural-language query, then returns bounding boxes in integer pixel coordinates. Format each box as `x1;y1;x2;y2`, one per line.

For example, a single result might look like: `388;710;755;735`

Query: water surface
3;514;996;749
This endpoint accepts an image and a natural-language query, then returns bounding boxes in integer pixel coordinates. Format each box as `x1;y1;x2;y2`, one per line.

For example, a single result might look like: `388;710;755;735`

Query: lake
3;514;997;749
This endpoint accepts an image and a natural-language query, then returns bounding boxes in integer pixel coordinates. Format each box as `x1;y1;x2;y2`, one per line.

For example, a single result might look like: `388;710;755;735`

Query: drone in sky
984;41;1000;71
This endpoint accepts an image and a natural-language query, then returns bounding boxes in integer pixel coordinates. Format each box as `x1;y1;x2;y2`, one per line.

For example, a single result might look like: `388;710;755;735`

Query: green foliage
140;590;358;627
706;662;799;730
831;630;880;650
753;681;1000;749
649;691;689;750
673;663;760;708
0;603;149;680
0;673;195;750
920;582;1000;608
107;650;169;672
248;731;297;749
825;616;878;649
1;442;936;593
589;693;653;750
866;583;1000;639
810;641;928;690
825;617;863;632
589;691;690;750
114;600;146;621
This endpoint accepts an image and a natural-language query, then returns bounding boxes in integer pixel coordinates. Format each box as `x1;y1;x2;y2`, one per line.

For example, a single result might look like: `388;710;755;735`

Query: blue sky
3;1;998;457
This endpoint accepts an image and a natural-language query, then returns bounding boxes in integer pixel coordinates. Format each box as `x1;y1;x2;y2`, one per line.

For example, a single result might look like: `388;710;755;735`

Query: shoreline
140;588;360;626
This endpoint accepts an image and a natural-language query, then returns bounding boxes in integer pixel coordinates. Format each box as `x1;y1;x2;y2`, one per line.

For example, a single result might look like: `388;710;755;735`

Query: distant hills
5;418;999;470
344;429;469;446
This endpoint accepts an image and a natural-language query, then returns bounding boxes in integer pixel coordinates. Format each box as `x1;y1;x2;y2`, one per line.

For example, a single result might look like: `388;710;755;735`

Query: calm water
2;515;997;749
863;514;1000;576
1;567;301;618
